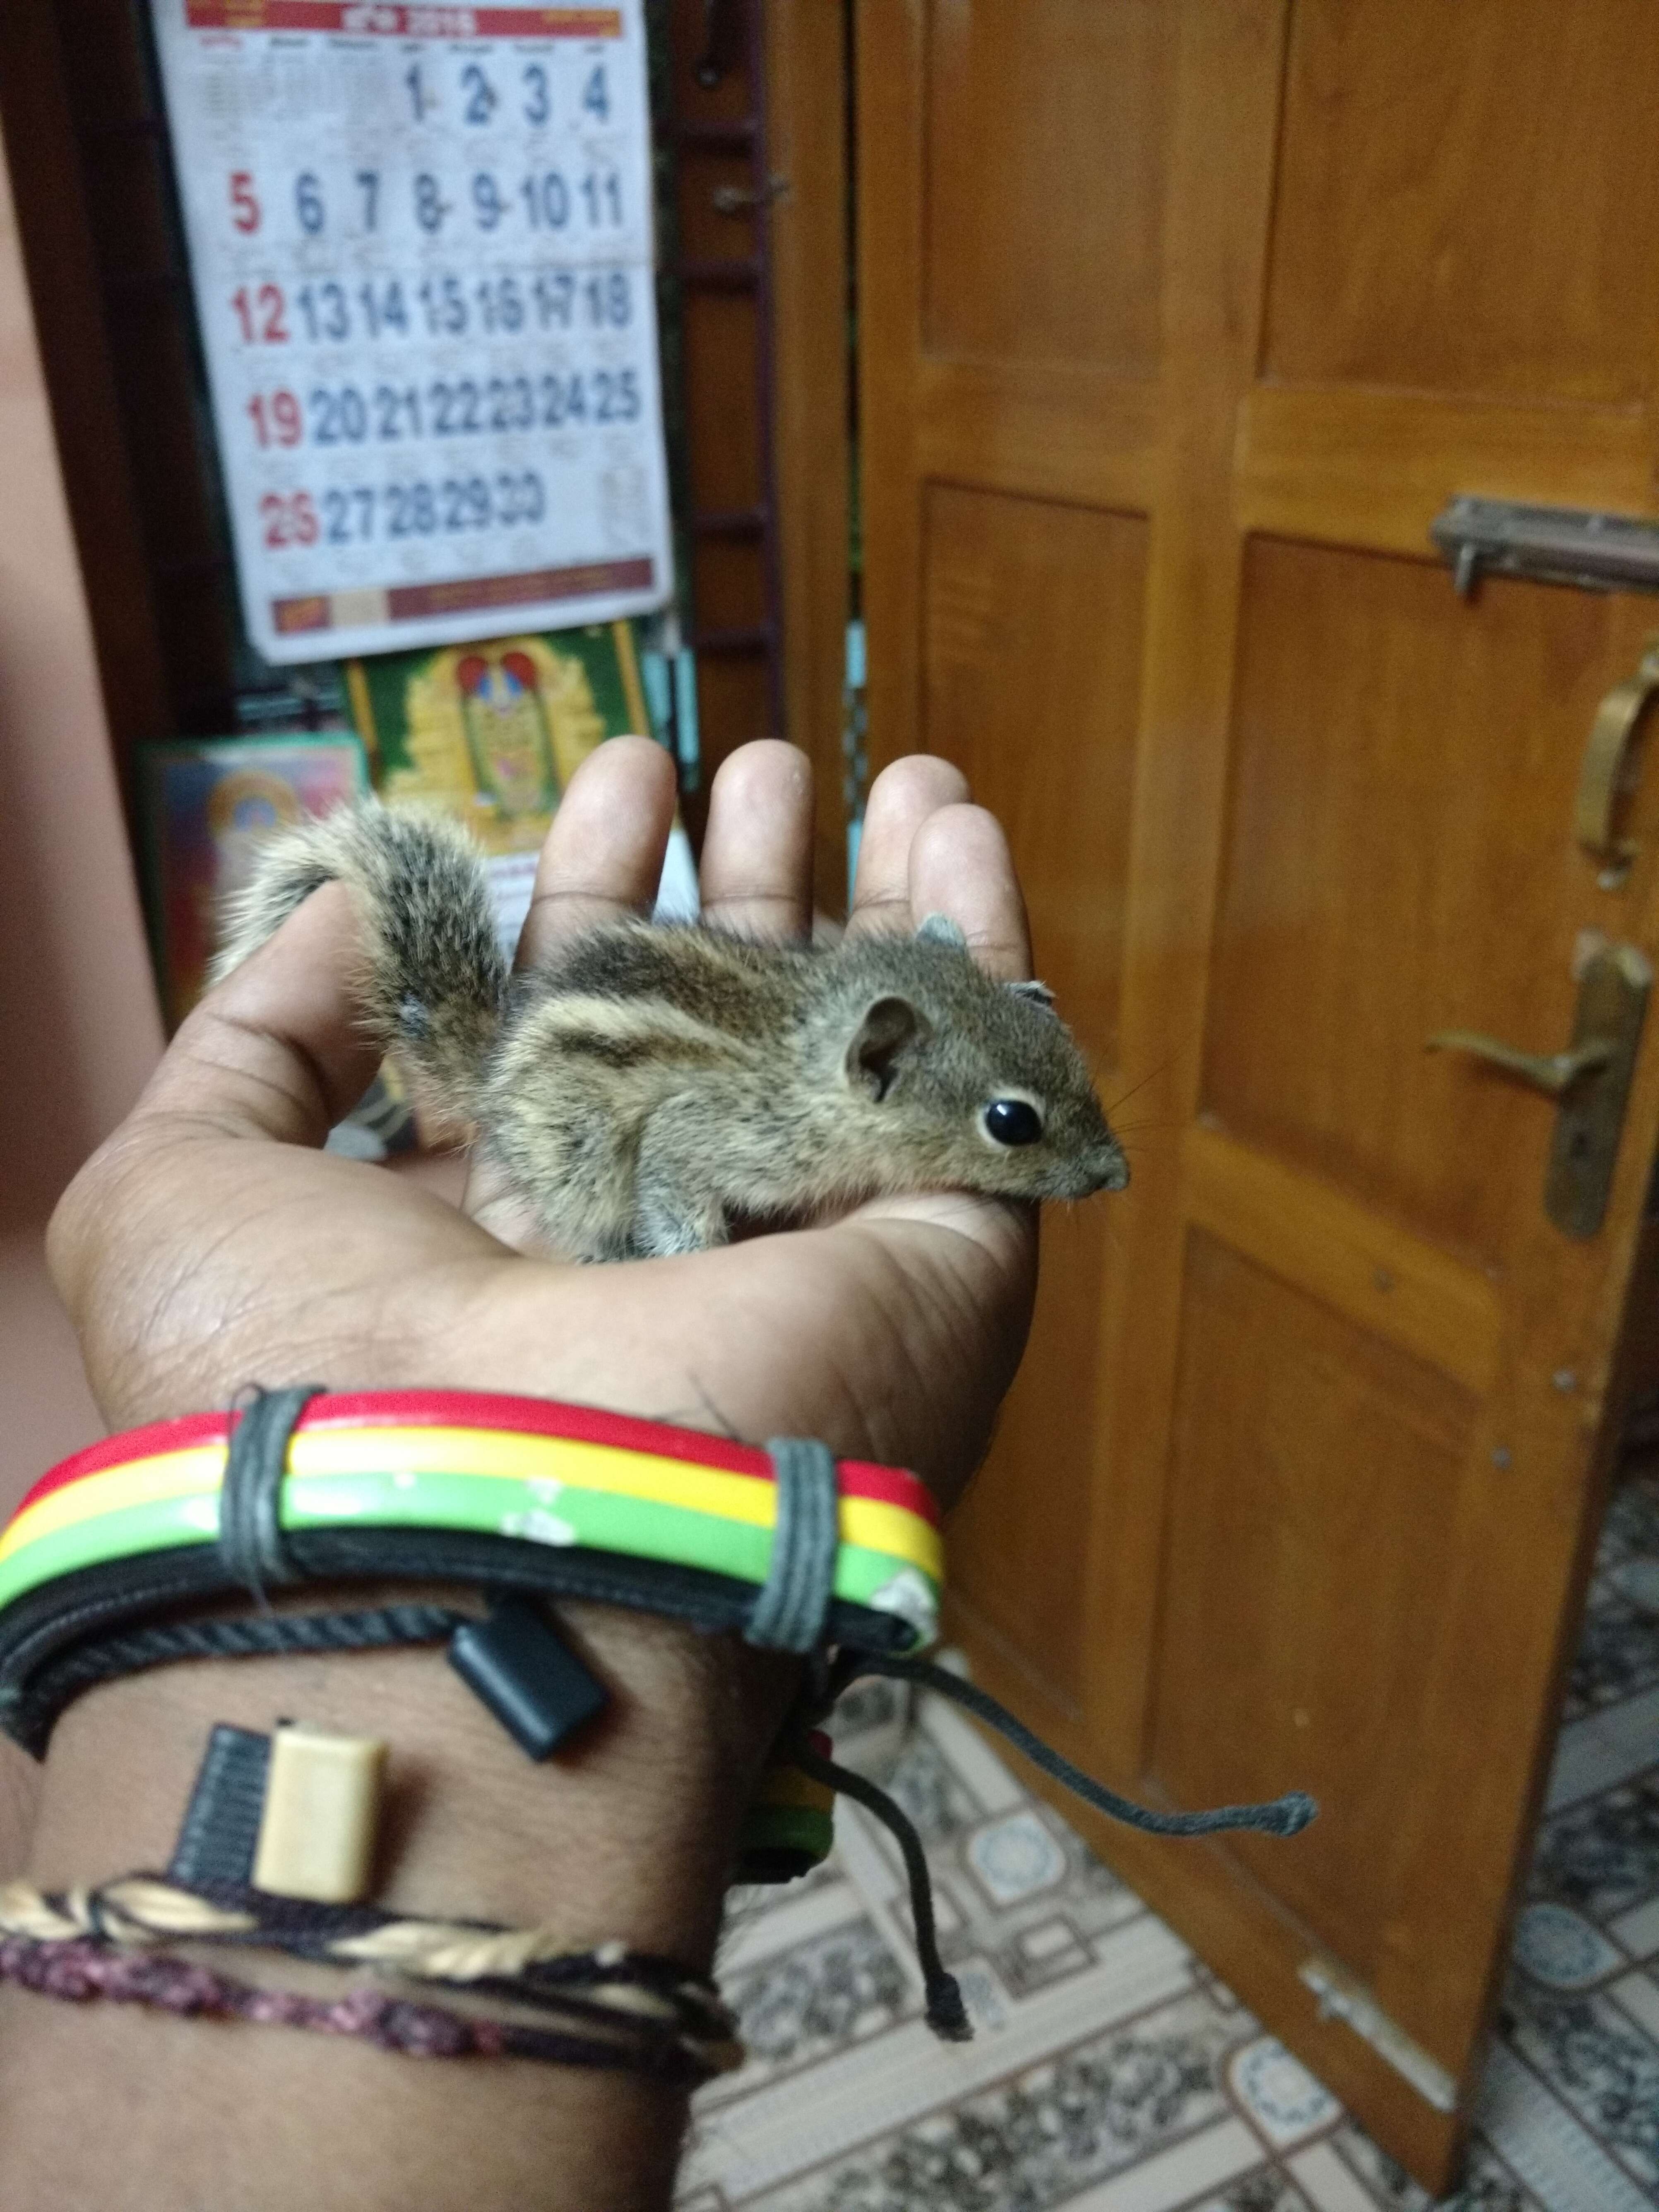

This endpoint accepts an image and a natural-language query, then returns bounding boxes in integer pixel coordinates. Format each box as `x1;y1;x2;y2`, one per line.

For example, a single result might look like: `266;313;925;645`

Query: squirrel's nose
1093;1143;1130;1194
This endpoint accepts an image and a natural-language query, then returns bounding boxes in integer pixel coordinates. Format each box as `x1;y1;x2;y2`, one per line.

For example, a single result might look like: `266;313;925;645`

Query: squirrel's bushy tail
212;800;507;1127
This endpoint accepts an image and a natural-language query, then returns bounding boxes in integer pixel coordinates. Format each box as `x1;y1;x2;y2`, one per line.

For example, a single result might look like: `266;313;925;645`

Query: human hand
9;741;1042;2212
48;737;1039;1509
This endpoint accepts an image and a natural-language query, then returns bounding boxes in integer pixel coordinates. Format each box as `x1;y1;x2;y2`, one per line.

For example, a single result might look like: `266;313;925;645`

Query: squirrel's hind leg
634;1185;730;1258
480;1043;657;1262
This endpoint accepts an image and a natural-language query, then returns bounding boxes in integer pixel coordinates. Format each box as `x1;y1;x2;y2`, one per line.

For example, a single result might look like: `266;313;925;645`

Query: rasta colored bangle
0;1386;942;1765
0;1387;941;1620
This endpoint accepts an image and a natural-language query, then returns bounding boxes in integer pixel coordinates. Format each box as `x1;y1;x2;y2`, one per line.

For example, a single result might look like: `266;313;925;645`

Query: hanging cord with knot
738;1435;1315;2042
786;1727;971;2041
788;1648;1317;2045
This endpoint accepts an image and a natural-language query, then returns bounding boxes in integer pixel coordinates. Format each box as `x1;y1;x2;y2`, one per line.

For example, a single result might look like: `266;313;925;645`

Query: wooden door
858;0;1659;2188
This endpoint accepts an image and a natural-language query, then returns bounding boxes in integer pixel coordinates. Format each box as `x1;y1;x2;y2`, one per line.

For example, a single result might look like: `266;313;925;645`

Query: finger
516;734;678;968
137;883;383;1145
697;741;815;942
845;753;969;938
909;803;1031;981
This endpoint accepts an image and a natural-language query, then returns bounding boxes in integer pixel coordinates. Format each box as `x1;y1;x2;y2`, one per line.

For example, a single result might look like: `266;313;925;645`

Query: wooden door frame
764;0;853;915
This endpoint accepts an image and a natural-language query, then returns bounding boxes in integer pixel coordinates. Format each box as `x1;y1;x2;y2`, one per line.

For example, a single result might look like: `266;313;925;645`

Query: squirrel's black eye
983;1098;1043;1147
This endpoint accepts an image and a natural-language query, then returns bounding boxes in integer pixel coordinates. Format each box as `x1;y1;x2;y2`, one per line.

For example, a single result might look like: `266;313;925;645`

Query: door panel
1153;1230;1476;1984
1206;538;1657;1272
921;483;1142;1065
858;0;1659;2189
919;481;1147;1705
1262;0;1659;406
925;0;1175;371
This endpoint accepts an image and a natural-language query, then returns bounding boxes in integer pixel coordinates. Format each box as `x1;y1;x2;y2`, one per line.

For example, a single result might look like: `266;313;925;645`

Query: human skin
0;737;1039;2211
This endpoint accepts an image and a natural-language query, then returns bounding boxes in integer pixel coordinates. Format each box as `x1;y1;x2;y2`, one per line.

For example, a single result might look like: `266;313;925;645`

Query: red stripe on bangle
12;1390;940;1529
16;1412;232;1510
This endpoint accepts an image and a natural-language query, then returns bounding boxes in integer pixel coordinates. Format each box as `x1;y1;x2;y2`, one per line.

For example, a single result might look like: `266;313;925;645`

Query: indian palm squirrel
214;801;1129;1260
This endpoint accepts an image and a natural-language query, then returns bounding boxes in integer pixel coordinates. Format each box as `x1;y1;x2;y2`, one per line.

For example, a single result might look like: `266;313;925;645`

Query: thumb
137;882;382;1146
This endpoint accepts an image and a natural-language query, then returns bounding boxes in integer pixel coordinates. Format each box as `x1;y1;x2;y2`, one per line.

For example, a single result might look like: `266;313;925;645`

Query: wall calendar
151;2;673;665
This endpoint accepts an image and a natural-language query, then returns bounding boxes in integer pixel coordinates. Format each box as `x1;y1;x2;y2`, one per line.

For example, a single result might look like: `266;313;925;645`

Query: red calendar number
231;284;289;346
260;491;318;548
228;171;261;235
246;391;303;448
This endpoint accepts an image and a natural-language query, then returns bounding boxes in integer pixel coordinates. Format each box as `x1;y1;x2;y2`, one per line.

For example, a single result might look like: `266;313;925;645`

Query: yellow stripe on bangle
0;1447;223;1566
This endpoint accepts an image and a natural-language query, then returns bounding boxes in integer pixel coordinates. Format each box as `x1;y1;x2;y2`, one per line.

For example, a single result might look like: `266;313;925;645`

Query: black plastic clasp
447;1598;608;1759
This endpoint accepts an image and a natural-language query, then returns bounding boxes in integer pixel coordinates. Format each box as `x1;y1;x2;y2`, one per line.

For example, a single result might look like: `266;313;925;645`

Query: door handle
1425;1032;1613;1096
1576;638;1659;883
1425;941;1652;1237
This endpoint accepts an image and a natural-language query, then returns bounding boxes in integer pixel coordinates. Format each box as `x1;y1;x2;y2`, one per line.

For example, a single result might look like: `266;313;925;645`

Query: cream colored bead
251;1724;386;1905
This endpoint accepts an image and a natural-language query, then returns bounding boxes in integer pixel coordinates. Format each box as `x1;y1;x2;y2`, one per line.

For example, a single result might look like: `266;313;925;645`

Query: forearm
0;1604;788;2212
6;742;1041;2208
0;1744;36;1897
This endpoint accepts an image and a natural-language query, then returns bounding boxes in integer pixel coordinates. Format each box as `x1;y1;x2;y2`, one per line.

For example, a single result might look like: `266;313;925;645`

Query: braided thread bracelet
0;1875;741;2084
0;1387;1315;2051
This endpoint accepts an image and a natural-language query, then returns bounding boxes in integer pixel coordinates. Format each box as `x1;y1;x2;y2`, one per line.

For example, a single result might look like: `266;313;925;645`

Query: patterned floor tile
737;1992;1249;2212
1565;1600;1659;1712
1608;1967;1659;2045
1228;2038;1341;2150
1606;1892;1659;1963
1498;1978;1659;2186
1532;1766;1659;1905
1320;2118;1433;2209
1436;2140;1546;2212
729;1911;913;2084
1185;2170;1313;2212
1510;1902;1624;1990
1599;1475;1659;1567
965;1809;1070;1908
1289;2137;1397;2212
1608;1556;1659;1618
1060;2115;1267;2210
1473;2041;1654;2212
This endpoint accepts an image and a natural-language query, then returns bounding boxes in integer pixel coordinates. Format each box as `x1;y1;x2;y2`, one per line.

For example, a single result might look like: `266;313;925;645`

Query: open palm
48;738;1039;1509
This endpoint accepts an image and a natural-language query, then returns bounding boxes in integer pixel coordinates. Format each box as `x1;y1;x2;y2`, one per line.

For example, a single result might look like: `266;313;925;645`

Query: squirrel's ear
1007;978;1057;1012
846;994;927;1101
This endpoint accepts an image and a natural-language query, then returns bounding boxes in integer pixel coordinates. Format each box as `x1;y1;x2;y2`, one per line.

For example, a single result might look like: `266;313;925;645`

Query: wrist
2;1600;795;2212
0;1382;934;2211
20;1596;796;1963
